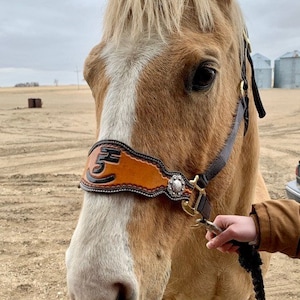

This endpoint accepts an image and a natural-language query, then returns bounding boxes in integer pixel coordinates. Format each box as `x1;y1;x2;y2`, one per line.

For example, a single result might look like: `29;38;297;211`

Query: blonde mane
102;0;246;44
103;0;214;41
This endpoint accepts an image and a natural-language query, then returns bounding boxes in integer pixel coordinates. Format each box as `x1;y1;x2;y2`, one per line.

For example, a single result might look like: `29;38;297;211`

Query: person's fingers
206;230;233;249
217;244;240;253
205;231;215;241
216;242;233;253
228;245;240;253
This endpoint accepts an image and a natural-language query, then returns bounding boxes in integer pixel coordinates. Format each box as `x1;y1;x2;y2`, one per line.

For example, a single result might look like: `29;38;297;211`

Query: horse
66;0;271;299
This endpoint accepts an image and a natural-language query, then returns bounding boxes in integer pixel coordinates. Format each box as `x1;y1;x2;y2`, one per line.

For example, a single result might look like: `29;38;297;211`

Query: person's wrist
248;235;258;246
249;213;260;247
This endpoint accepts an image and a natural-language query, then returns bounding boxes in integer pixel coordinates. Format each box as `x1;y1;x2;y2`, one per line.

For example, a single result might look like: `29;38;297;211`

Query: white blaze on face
99;36;165;142
66;36;165;299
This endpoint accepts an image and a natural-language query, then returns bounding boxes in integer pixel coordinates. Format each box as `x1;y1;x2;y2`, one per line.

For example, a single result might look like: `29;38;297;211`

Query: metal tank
274;50;300;89
252;53;272;89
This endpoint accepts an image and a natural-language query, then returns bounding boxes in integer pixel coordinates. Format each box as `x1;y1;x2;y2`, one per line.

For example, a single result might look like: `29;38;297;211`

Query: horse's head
66;1;267;299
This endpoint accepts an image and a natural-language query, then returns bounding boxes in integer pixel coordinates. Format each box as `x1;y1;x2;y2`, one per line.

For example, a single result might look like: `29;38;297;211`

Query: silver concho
167;174;185;197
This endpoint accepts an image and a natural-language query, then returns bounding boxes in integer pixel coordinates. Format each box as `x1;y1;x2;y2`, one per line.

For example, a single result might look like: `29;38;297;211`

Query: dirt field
0;86;299;299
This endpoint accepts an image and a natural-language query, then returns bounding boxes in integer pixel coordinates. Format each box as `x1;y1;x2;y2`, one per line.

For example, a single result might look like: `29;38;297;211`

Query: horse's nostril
116;292;126;300
115;283;133;300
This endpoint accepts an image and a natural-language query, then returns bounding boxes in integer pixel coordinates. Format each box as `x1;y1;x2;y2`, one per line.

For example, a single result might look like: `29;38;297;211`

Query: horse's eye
191;66;216;91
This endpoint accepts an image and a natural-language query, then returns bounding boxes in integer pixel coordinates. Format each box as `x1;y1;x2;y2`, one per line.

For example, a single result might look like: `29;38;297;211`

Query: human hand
205;215;257;253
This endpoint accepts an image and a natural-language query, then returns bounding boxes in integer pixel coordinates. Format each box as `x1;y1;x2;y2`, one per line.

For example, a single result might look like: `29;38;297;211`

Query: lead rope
237;243;265;300
201;219;265;300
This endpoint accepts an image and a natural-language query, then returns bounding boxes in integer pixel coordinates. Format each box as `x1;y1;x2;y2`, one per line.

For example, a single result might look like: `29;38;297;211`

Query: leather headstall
80;34;265;221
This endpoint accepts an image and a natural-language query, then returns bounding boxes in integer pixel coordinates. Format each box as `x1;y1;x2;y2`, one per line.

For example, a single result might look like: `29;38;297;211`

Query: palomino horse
66;0;271;299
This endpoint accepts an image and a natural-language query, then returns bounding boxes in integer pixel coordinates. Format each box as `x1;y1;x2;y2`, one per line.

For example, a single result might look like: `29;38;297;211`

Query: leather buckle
181;175;206;217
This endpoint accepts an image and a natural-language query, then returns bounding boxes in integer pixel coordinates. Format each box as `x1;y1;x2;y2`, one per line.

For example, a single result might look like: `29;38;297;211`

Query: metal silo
274;58;281;88
274;50;300;89
252;53;272;88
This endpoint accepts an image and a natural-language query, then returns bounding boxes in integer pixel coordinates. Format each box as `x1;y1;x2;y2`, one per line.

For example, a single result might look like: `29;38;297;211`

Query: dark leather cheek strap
80;140;212;218
196;99;246;189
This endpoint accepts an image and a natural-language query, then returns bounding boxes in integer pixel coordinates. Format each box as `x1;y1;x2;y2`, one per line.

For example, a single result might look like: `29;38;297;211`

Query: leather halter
80;37;265;221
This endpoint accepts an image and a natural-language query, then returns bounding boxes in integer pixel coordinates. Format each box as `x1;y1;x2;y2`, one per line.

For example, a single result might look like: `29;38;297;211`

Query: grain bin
274;50;300;88
252;53;272;89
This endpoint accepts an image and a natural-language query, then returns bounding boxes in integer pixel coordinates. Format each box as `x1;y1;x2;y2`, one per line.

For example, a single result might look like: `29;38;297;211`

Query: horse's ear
83;43;104;89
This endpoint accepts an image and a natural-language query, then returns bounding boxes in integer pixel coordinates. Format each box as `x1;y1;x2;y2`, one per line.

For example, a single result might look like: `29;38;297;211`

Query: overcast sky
0;0;299;87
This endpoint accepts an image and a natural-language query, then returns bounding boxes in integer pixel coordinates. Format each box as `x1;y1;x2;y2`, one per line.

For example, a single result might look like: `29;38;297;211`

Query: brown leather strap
80;140;194;201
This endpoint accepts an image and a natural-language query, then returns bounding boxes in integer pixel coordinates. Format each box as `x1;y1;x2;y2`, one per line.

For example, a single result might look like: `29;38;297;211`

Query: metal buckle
192;218;223;233
181;175;206;217
240;80;248;99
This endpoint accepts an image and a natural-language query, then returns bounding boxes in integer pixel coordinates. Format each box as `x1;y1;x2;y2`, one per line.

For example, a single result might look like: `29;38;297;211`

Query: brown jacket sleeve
251;199;300;258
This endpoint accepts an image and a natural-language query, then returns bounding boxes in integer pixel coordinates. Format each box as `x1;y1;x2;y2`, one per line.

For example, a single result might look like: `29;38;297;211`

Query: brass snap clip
181;175;206;217
192;218;223;233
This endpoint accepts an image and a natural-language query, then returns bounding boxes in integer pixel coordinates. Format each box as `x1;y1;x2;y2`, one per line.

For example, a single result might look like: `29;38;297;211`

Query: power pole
75;66;80;90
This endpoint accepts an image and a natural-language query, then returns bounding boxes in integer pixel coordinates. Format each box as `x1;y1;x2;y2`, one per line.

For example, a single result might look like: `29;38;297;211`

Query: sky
0;0;299;87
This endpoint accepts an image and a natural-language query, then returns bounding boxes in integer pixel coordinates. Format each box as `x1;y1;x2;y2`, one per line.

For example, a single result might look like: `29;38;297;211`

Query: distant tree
15;82;39;87
54;79;59;86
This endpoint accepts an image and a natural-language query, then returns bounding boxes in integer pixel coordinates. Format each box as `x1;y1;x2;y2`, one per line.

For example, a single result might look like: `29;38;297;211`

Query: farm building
252;53;272;89
274;50;300;88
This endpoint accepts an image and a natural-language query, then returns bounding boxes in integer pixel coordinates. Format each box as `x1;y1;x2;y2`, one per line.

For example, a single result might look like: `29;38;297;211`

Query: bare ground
0;86;299;299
